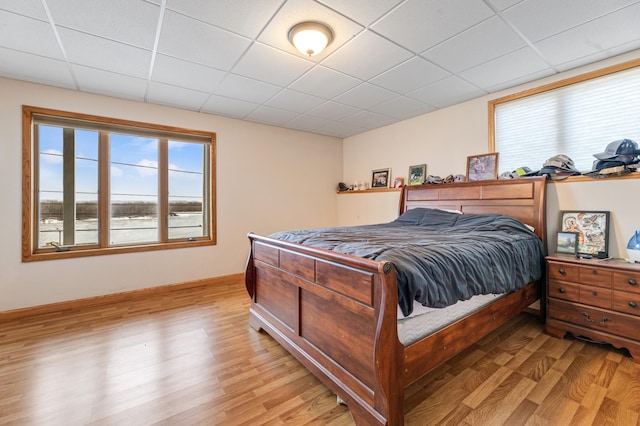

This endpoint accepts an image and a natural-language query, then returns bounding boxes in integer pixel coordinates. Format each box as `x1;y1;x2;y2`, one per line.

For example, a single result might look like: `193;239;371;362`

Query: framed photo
393;177;404;188
408;164;427;185
467;153;499;181
556;232;578;255
371;168;391;188
560;211;610;257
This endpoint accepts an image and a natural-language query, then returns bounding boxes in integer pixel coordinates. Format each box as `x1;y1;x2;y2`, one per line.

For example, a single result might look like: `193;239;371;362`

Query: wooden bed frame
244;177;547;425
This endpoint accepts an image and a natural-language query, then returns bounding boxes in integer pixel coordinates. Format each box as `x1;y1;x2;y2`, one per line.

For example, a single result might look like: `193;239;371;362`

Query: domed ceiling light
288;22;333;57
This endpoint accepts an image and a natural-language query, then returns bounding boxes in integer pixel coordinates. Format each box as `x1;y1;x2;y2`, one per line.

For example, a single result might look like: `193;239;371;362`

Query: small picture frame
467;153;499;181
408;164;427;185
371;168;391;188
556;232;578;255
560;210;610;257
393;177;404;188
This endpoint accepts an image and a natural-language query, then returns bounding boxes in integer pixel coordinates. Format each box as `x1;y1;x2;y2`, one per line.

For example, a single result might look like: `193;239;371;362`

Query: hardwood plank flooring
2;277;640;425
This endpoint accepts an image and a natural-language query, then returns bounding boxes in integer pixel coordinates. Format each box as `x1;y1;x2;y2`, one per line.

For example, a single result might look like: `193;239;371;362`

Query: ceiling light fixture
288;21;333;57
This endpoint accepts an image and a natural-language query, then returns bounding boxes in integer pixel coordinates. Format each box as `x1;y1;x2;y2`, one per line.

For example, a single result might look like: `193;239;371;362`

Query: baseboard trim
0;273;244;321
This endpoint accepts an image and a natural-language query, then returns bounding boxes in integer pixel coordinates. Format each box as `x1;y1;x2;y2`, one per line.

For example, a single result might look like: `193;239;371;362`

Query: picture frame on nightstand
556;231;578;255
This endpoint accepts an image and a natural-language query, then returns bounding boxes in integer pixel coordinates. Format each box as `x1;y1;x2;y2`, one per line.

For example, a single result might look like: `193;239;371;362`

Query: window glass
37;125;64;248
74;129;99;245
168;141;206;240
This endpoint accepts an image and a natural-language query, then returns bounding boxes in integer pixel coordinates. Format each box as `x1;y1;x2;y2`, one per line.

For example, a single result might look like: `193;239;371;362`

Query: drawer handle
558;288;566;294
630;301;638;308
629;279;638;286
581;312;611;327
559;268;566;275
592;270;598;275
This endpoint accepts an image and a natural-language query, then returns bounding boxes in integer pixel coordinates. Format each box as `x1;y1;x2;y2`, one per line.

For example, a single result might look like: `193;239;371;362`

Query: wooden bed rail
245;233;404;425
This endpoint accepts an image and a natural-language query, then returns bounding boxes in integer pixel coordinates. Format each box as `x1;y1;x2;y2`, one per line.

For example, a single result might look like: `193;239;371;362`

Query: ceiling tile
421;16;526;73
285;114;332;132
146;81;210;111
46;0;160;49
232;43;314;87
459;47;551;90
0;10;63;59
502;0;639;43
257;0;364;61
0;0;48;20
58;28;152;79
372;0;495;53
534;3;640;67
73;65;147;101
200;94;259;118
158;10;251;70
407;75;485;108
333;82;397;109
322;30;414;81
484;0;522;12
245;105;299;126
289;65;360;99
368;96;436;119
165;0;282;38
483;68;556;93
306;101;359;120
214;73;282;104
0;47;74;88
370;57;450;94
152;54;226;93
316;0;403;26
264;89;325;113
315;121;366;138
340;110;397;129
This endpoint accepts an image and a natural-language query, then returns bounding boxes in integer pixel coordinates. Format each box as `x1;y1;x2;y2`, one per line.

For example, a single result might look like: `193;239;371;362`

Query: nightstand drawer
548;280;579;302
613;271;640;294
548;299;640;338
579;284;611;309
548;262;579;282
613;291;640;317
578;267;612;288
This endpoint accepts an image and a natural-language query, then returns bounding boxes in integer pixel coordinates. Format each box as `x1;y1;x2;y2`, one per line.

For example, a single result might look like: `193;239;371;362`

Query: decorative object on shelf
393;177;404;188
556;231;578;255
627;230;640;263
560;210;610;258
371;168;391;188
288;22;333;57
408;164;427;185
337;182;349;192
466;153;499;181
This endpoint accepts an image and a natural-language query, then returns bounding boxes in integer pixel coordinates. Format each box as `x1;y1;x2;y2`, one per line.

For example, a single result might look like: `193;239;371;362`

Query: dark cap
594;139;639;160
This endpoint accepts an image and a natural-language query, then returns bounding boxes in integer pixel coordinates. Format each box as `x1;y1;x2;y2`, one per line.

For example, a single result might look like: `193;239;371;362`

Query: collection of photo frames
556;210;610;258
369;153;500;189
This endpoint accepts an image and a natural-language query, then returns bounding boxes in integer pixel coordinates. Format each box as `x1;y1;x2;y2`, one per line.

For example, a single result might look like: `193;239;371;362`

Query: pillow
394;208;429;225
417;208;462;227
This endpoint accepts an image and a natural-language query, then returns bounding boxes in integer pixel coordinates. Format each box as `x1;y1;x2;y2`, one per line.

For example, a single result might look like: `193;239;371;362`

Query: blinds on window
494;65;640;174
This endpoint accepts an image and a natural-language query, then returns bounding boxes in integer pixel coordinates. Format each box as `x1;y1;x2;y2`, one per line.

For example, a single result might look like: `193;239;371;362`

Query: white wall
0;78;342;312
341;50;640;258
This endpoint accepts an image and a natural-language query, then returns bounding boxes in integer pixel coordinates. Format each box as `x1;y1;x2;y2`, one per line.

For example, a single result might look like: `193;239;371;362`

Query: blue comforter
269;208;545;317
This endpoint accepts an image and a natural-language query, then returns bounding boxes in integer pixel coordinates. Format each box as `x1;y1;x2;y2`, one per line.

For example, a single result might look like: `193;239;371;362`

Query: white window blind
494;65;640;174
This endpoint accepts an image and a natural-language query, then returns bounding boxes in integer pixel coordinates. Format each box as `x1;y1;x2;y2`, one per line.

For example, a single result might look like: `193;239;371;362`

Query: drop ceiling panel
407;75;486;108
264;89;325;113
307;101;359;120
151;54;226;93
0;10;63;59
146;81;210;111
73;65;147;101
214;73;282;104
232;43;315;87
288;66;360;99
165;0;282;38
201;94;259;118
0;47;74;88
333;82;397;109
245;106;299;126
368;96;435;119
322;31;413;81
501;0;640;43
370;57;450;94
421;16;527;73
58;28;152;79
371;0;494;53
342;110;397;129
285;114;331;132
316;0;403;26
47;0;160;49
158;10;251;70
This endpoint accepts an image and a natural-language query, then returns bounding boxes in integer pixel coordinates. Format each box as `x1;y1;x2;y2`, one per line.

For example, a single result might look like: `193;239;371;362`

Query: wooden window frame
22;105;216;262
488;57;640;183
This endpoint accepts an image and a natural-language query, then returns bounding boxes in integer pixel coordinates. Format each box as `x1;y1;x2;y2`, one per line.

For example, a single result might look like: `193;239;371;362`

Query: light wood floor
2;277;640;425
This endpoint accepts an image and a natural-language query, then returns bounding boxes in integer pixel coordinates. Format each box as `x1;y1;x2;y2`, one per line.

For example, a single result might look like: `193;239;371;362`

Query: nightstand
546;254;640;361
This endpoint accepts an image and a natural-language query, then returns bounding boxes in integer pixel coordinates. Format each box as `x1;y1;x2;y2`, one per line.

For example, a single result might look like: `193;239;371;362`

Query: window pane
110;134;159;245
37;125;64;248
75;129;99;245
168;140;206;240
494;65;640;174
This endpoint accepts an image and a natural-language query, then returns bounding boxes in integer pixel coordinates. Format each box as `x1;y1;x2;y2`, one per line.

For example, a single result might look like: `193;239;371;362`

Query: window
23;106;216;261
489;58;640;176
